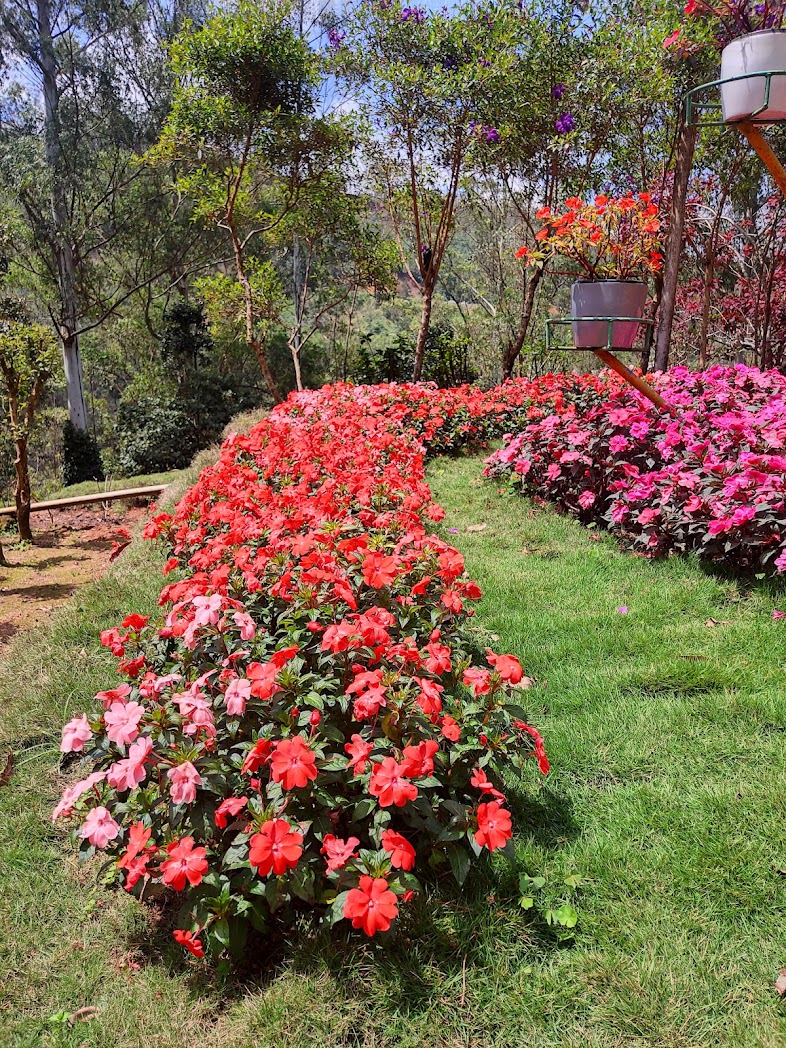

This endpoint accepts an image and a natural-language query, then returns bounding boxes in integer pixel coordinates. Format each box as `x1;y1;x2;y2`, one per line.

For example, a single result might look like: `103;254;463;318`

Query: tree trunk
230;226;282;403
654;117;698;372
413;285;433;382
37;0;89;430
288;338;304;392
699;253;714;368
502;270;541;380
14;436;32;542
640;270;664;372
0;535;6;567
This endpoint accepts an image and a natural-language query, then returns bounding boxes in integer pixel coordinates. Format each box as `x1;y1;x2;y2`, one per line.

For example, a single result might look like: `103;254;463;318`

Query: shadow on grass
131;787;579;1019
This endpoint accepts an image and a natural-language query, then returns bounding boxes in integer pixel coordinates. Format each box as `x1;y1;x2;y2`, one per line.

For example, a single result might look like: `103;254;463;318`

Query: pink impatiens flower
106;736;152;793
79;805;120;849
167;761;202;805
104;700;144;747
60;713;92;753
224;677;252;716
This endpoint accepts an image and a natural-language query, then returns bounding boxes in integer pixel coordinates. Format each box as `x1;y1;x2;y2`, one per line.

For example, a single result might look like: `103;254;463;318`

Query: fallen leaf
705;618;719;627
0;750;13;788
109;540;131;563
775;969;786;996
466;523;487;533
519;676;536;689
679;654;707;661
69;1007;99;1023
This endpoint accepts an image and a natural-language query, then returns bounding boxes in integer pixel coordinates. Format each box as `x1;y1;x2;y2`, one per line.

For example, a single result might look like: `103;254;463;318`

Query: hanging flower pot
570;280;648;349
720;29;786;123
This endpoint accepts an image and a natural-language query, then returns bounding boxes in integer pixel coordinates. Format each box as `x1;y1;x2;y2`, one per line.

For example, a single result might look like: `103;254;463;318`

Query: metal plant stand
685;70;786;197
545;316;667;409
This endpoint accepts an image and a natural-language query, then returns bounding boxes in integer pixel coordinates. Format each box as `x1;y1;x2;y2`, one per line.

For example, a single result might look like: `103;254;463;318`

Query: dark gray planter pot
570;280;648;350
720;29;786;124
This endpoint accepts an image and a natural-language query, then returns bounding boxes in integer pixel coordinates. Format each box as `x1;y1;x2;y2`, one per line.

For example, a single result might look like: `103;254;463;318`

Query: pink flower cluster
486;365;786;574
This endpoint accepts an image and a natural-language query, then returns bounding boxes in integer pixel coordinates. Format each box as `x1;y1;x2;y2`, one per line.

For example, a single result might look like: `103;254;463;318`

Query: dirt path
0;503;151;649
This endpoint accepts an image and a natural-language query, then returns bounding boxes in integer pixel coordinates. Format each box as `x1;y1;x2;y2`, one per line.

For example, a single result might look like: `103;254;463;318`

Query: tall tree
332;0;526;380
149;0;322;401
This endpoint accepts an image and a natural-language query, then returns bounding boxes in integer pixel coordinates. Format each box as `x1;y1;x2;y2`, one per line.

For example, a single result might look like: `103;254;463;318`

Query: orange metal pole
593;350;668;410
737;121;786;197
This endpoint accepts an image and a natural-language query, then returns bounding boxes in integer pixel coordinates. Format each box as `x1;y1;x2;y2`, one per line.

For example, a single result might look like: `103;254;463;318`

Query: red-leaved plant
54;380;553;961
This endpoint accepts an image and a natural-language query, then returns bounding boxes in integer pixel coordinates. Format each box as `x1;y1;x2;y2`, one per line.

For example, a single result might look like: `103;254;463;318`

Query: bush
62;421;105;486
54;379;549;960
486;365;786;576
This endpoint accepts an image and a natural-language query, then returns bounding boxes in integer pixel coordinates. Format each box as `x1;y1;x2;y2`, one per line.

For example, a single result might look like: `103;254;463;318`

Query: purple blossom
327;27;346;49
555;112;575;134
401;6;426;22
485;126;500;143
551;82;565;100
479;57;491;67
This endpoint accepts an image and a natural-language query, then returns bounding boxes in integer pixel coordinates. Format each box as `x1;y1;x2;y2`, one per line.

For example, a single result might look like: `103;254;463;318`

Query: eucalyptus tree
0;0;194;445
331;0;527;380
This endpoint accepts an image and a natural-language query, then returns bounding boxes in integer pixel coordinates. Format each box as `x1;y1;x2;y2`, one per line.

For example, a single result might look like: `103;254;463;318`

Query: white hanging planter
570;280;647;350
720;29;786;123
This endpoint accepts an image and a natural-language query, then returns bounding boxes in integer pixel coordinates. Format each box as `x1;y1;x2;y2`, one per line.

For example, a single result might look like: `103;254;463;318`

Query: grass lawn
2;450;786;1046
39;470;181;503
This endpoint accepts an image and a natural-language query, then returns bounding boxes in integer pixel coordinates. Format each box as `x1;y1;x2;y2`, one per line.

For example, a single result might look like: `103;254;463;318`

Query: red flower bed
55;380;551;960
486;365;786;575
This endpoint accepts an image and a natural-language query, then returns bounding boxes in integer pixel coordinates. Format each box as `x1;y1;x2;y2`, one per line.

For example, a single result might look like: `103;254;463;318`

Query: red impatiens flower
249;818;303;876
343;875;399;935
381;828;416;870
321;833;360;872
440;715;461;741
400;738;439;778
242;737;273;774
486;650;525;684
270;735;318;790
514;721;550;774
474;802;513;852
345;733;374;774
173;928;205;958
368;757;418;808
362;551;401;588
214;796;248;829
160;836;209;890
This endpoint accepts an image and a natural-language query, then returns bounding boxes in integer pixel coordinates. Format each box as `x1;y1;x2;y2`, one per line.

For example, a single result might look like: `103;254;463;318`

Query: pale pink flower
168;761;202;805
94;683;132;709
578;490;596;509
60;714;92;753
224;677;251;716
232;611;256;640
79;805;120;849
104;700;144;747
52;771;106;821
192;593;223;626
106;736;152;793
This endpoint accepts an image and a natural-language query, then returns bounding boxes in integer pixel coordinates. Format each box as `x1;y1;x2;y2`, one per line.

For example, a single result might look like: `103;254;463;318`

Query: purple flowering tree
330;0;525;380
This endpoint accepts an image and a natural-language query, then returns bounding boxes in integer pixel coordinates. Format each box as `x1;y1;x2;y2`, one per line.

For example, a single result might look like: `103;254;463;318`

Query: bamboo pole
737;121;786;197
0;484;166;517
593;350;668;410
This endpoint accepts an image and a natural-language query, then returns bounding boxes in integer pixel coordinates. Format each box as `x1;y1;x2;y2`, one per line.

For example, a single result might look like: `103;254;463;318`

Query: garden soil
0;503;151;649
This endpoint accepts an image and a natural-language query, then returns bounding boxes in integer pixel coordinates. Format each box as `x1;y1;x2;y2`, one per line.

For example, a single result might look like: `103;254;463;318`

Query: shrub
62;421;105;486
486;365;786;575
55;379;549;960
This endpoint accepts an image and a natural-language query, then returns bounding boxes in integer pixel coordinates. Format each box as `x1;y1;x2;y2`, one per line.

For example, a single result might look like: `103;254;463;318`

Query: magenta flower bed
486;365;786;575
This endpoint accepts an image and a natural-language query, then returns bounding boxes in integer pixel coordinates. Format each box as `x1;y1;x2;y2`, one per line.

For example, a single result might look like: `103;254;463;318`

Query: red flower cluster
55;380;550;959
487;365;786;575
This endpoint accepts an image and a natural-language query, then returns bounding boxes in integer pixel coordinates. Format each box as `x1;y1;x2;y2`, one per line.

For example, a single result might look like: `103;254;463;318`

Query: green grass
2;451;786;1046
40;470;181;503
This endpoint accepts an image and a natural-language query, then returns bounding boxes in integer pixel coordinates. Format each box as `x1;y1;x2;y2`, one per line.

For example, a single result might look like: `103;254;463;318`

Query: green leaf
554;903;578;928
446;844;471;886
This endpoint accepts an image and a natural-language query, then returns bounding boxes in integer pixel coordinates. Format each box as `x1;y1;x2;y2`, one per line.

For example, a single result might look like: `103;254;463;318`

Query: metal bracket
544;317;666;409
545;316;654;354
685;70;786;127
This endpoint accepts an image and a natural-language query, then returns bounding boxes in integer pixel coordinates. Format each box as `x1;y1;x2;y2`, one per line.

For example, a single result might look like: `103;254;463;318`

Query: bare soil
0;502;151;648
